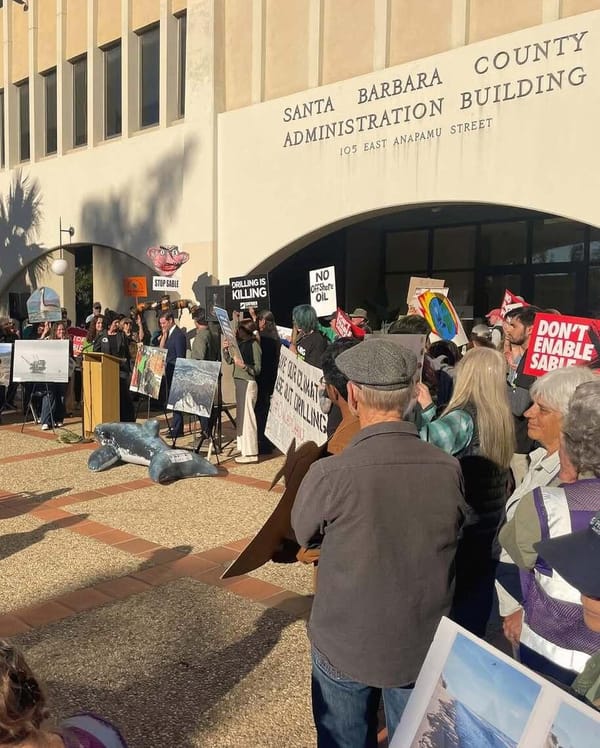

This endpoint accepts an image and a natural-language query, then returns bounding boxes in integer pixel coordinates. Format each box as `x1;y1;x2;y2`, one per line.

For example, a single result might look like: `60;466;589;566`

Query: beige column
28;0;42;162
251;0;265;104
373;0;389;70
451;0;469;48
542;0;561;22
307;0;322;88
87;0;103;146
121;0;135;136
2;0;16;168
57;0;70;155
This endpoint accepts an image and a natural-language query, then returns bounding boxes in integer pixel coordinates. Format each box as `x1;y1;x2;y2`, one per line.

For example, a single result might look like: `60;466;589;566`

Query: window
17;80;30;161
480;221;527;265
43;69;57;155
433;226;476;269
177;13;186;118
532;218;585;263
0;90;5;168
72;55;87;147
139;25;160;127
104;42;122;138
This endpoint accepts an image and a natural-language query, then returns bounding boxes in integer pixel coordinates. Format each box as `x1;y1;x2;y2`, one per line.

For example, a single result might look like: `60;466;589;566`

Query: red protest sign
523;313;600;376
500;289;527;319
68;326;88;357
333;308;365;339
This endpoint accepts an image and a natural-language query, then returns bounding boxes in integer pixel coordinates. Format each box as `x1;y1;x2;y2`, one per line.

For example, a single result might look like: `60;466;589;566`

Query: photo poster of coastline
12;340;69;384
391;618;600;747
129;346;167;400
0;343;12;386
167;359;221;418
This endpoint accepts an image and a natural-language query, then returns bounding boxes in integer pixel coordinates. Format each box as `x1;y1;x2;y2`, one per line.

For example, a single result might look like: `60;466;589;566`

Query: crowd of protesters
2;295;600;746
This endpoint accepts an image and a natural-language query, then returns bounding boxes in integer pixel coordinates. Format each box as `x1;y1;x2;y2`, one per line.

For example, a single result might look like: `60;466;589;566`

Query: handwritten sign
265;346;328;452
309;265;337;316
524;313;600;376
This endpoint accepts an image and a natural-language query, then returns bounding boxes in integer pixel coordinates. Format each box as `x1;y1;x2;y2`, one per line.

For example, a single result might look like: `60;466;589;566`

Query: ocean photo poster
391;617;600;747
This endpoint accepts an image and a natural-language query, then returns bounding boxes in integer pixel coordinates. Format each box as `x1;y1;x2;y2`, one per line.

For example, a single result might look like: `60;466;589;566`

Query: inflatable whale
88;419;218;483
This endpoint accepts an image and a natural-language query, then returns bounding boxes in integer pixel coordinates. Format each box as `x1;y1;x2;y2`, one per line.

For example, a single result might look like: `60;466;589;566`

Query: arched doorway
264;203;597;327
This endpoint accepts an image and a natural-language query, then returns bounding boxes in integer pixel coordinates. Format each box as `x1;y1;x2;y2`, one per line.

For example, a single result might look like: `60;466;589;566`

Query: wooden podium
82;352;121;437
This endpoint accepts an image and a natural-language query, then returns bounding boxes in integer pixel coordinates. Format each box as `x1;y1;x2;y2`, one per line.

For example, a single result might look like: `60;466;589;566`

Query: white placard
265;345;328;452
152;276;181;292
13;340;70;383
309;265;337;316
0;343;12;387
391;617;600;748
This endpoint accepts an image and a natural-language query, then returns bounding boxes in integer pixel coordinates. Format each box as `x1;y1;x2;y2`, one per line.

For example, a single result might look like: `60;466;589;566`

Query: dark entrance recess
266;204;598;327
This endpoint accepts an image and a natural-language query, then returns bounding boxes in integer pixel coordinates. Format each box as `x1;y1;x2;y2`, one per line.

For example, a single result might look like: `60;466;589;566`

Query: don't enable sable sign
524;313;600;376
309;265;337;316
229;274;270;311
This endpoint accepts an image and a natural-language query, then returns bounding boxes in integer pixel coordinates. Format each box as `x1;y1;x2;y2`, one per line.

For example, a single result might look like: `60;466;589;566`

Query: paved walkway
0;414;317;747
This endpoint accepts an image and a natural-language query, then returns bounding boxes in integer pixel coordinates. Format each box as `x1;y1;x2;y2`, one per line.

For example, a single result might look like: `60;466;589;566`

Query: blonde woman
416;347;515;636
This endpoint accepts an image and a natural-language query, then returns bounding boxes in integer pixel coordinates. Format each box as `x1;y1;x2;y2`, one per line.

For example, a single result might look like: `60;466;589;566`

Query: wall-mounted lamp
51;218;75;276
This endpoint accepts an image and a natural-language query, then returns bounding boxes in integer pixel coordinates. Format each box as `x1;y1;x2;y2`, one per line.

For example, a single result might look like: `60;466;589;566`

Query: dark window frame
176;12;186;119
137;23;160;128
42;67;57;156
17;79;30;162
71;54;88;148
103;40;122;139
0;89;5;168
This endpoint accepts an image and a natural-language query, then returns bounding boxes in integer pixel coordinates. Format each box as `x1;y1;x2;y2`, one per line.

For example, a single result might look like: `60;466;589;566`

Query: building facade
1;0;600;326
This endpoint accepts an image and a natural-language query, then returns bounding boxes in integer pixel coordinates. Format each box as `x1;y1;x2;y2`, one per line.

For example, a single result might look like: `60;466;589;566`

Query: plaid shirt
418;404;474;456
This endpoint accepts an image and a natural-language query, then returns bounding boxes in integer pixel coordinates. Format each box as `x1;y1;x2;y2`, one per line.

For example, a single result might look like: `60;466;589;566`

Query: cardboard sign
406;277;445;306
67;327;88;357
309;265;337;316
391;617;600;747
417;290;468;347
13;340;70;383
229;273;270;311
152;276;180;292
332;308;365;339
123;276;148;297
500;288;527;318
130;345;167;399
26;287;62;323
265;345;328;452
167;359;221;417
523;313;600;376
213;306;241;360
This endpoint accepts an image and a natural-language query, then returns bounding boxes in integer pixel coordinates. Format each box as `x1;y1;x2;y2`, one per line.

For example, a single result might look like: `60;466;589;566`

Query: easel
193;374;236;463
20;382;61;432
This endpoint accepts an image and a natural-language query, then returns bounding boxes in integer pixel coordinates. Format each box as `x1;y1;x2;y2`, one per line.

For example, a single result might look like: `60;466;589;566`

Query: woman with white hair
500;378;600;685
415;347;515;636
497;366;597;631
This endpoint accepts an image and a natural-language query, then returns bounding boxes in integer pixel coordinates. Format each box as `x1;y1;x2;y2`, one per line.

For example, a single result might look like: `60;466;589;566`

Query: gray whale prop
88;419;218;483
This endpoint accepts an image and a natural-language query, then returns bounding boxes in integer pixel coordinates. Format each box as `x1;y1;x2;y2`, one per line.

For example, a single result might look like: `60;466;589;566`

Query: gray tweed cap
335;338;417;390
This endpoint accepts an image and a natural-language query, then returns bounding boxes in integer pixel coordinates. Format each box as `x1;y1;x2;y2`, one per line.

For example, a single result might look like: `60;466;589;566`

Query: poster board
406;277;445;306
213;306;241;360
68;327;88;358
129;345;167;399
501;288;527;318
123;276;148;297
265;345;328;452
523;313;600;377
309;265;337;316
0;343;12;386
390;617;600;747
332;308;366;339
13;340;69;383
26;287;62;323
229;273;270;311
417;290;468;347
167;359;221;417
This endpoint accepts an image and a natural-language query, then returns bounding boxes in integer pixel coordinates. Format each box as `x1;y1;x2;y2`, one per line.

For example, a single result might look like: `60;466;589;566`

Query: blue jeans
311;648;413;747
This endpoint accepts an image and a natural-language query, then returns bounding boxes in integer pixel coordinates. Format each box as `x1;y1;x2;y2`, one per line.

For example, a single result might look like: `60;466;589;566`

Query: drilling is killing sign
229;274;270;311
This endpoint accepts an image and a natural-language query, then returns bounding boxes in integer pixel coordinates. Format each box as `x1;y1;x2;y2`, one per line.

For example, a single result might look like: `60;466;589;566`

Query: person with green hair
290;304;328;368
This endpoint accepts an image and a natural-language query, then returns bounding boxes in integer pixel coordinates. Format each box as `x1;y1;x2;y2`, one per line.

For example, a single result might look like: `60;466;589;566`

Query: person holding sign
223;319;262;463
290;305;328;368
415;347;515;637
292;339;465;745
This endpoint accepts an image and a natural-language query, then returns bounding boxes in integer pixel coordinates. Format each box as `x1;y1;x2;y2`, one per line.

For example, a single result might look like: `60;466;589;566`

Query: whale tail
148;450;218;483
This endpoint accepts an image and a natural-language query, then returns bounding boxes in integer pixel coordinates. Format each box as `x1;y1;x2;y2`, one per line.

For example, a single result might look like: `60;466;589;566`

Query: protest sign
67;327;88;357
130;345;167;399
265;345;328;453
406;277;445;308
152;276;180;292
332;308;365;339
524;312;600;376
391;617;600;747
0;343;12;387
167;359;220;417
417;290;468;347
213;306;241;360
229;273;270;311
309;265;337;316
276;325;293;346
13;340;69;383
500;288;527;318
123;276;148;297
26;287;62;323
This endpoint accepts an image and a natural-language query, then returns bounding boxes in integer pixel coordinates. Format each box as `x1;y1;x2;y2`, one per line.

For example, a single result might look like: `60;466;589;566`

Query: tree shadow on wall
0;169;48;288
79;139;199;265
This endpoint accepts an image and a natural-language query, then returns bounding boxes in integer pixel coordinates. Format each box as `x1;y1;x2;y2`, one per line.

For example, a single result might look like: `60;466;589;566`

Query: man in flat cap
292;338;466;746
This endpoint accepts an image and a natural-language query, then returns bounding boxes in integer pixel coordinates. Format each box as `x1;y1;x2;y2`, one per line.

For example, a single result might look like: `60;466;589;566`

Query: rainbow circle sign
417;291;468;347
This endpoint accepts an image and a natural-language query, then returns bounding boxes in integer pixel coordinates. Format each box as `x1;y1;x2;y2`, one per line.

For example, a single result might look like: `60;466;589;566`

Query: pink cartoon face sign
146;245;189;277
